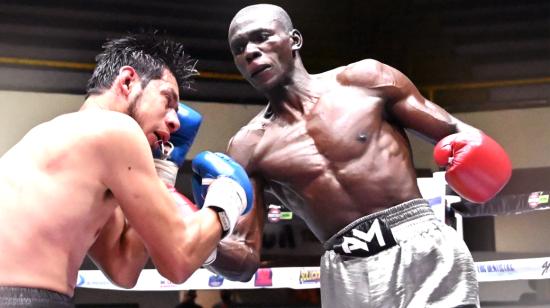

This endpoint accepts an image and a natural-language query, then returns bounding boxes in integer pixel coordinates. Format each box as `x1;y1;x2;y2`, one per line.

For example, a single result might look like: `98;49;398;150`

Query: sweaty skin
0;69;222;296
230;61;463;241
0;112;137;295
207;4;479;280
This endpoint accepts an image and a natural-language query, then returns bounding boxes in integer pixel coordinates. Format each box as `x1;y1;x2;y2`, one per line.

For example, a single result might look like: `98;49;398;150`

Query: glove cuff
154;159;178;186
203;177;246;238
203;248;217;266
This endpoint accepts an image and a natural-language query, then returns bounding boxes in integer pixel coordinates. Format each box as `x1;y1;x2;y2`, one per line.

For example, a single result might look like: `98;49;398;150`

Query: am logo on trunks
332;218;397;257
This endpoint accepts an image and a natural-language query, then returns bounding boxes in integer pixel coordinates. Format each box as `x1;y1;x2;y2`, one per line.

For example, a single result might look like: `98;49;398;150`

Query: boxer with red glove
433;131;512;203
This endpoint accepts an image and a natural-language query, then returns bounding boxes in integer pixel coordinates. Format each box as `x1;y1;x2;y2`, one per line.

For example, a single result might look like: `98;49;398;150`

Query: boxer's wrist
154;158;178;186
203;177;246;238
203;248;218;266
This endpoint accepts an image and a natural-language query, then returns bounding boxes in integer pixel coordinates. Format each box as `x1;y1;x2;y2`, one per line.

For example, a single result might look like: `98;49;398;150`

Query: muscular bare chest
254;86;385;184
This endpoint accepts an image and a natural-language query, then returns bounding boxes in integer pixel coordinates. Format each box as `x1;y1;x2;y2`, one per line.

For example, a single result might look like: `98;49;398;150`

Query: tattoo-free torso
231;65;423;242
0;112;121;296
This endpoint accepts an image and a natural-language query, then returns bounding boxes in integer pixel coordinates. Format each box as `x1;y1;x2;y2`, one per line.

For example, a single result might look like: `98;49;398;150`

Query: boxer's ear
289;29;303;51
117;66;138;97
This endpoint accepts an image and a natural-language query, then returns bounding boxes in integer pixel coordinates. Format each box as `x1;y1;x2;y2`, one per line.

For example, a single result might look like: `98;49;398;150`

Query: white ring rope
77;256;550;291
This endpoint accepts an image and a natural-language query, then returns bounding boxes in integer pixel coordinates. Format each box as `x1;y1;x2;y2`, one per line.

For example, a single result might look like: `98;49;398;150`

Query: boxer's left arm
339;59;477;140
340;59;511;202
375;62;511;203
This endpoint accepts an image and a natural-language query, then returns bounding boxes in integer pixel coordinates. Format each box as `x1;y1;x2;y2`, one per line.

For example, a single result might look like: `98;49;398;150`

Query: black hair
86;30;197;98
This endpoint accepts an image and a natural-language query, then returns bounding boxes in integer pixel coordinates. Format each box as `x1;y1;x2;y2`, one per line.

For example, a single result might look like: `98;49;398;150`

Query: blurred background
0;0;549;306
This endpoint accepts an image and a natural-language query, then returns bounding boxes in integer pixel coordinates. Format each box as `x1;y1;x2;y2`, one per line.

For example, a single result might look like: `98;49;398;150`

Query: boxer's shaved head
229;4;294;38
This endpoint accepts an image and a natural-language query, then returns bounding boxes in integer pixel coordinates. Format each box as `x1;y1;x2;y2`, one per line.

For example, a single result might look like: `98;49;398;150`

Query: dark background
0;0;548;111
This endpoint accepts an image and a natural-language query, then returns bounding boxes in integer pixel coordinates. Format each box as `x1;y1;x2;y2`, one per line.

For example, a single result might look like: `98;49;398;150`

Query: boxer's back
0;111;119;295
232;63;423;242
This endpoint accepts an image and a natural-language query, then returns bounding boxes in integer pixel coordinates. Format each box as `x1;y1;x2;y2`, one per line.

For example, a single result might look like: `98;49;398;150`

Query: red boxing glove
166;184;198;216
433;131;512;203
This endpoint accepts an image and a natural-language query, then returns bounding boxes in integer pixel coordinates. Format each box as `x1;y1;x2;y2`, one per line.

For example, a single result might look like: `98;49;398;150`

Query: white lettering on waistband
341;219;386;254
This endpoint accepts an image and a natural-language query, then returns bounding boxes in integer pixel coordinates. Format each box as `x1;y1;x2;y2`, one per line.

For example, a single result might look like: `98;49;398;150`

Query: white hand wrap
203;177;246;238
154;159;178;186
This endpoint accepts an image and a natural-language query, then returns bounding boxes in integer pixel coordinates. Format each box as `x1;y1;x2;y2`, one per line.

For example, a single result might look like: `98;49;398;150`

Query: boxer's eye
231;42;245;55
253;31;271;43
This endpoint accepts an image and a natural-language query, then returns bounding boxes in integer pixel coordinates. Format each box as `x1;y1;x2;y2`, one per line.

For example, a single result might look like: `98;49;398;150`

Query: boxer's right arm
205;177;265;281
200;134;265;281
99;115;240;283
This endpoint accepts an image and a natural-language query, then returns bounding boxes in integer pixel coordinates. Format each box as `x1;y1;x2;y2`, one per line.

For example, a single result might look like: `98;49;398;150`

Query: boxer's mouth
155;131;169;143
152;132;168;149
250;65;270;78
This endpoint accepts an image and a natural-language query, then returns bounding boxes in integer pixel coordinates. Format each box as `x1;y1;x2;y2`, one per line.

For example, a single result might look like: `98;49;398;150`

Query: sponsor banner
476;257;550;282
77;267;321;291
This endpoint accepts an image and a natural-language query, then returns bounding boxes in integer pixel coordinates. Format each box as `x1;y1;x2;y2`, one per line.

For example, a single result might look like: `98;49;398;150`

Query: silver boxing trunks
321;199;479;308
0;286;73;308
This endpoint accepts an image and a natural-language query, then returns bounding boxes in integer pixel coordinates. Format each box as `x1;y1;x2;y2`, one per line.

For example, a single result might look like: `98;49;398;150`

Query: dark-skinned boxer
205;4;511;308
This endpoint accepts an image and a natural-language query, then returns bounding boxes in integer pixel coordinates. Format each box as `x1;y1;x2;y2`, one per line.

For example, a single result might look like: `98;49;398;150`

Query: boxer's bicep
98;122;182;262
370;65;471;142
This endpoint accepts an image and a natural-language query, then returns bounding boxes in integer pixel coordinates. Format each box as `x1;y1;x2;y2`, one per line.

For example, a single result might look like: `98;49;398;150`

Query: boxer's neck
267;62;323;118
80;91;130;114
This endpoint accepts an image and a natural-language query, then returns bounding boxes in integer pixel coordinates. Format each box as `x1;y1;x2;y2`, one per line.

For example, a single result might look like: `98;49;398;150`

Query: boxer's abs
260;140;421;242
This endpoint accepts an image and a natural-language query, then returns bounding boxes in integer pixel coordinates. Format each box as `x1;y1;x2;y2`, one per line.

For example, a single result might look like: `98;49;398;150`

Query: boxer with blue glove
153;102;202;216
0;32;257;305
154;102;202;186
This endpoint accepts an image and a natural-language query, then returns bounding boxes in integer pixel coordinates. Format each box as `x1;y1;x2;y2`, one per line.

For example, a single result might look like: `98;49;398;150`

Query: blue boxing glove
154;102;202;186
191;151;253;238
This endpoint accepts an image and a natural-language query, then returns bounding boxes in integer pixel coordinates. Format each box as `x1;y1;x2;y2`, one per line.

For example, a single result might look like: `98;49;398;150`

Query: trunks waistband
0;286;72;303
323;198;433;257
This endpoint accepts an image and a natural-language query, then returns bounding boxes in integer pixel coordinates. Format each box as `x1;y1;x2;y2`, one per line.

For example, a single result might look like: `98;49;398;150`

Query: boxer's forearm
107;225;149;288
151;208;223;283
88;210;149;288
207;239;260;282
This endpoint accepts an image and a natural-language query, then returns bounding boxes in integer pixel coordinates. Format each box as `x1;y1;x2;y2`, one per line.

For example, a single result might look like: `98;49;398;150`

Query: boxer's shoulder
78;110;142;139
336;59;400;89
51;111;148;161
235;106;271;139
227;107;271;172
52;110;139;135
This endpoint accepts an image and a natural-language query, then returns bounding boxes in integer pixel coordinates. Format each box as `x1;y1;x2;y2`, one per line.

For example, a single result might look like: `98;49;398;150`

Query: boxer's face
128;69;181;149
229;16;294;91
